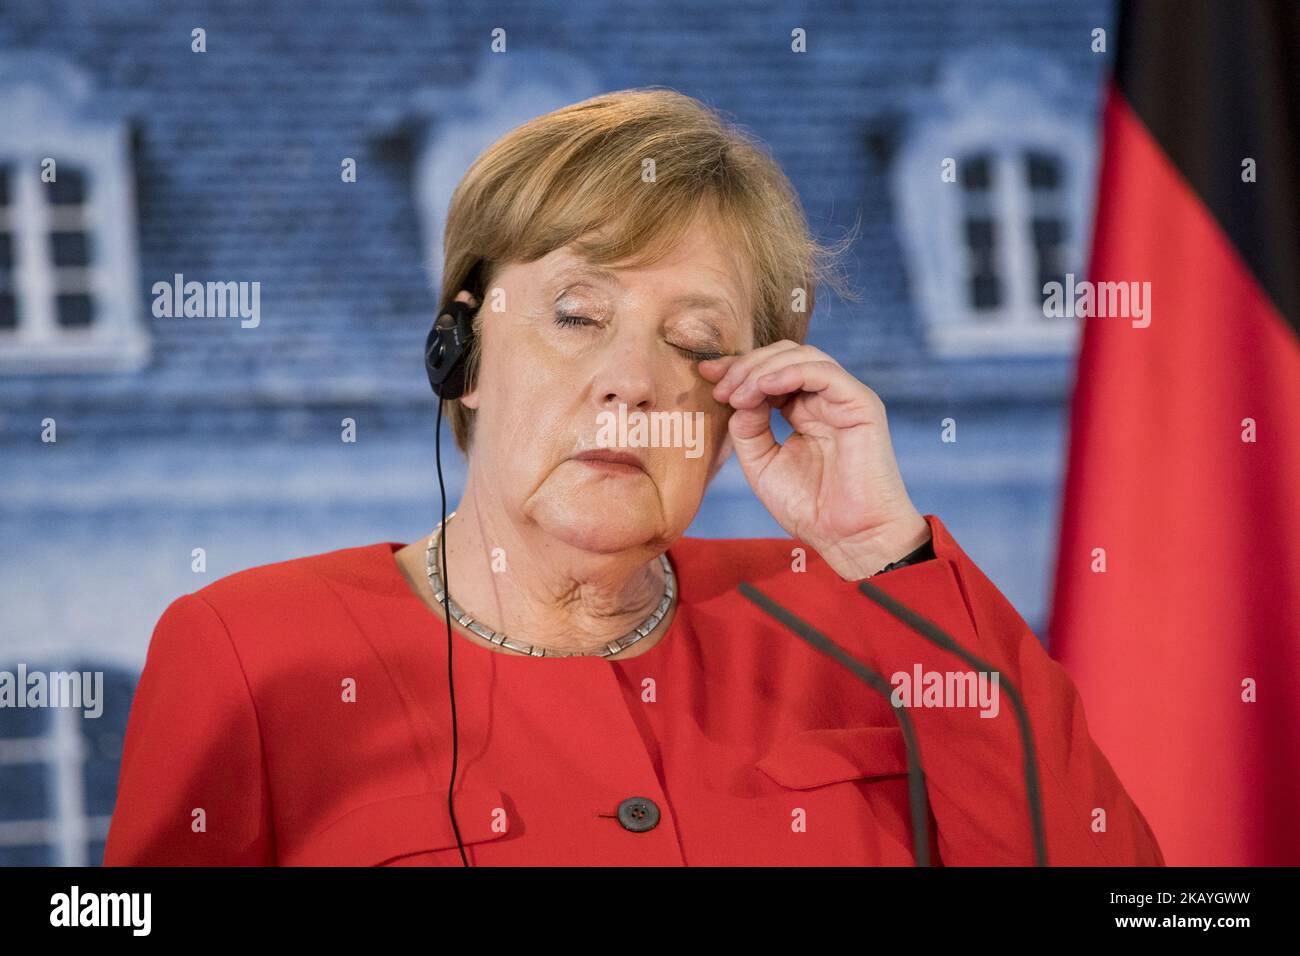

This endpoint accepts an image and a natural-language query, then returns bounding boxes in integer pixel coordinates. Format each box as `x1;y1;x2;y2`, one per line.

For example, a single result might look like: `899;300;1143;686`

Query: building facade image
0;0;1111;865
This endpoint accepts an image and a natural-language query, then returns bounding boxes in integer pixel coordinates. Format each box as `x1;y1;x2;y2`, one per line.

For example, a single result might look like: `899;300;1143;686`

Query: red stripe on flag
1049;82;1300;866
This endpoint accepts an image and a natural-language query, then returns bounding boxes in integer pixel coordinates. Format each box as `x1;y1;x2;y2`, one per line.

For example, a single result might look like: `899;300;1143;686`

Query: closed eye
554;314;724;362
672;344;725;362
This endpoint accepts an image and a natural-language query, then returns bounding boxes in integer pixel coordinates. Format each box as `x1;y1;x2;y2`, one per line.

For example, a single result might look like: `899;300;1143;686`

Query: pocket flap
756;726;910;789
287;786;510;866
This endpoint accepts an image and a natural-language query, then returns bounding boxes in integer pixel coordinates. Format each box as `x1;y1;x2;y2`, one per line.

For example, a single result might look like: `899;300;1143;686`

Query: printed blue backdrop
0;0;1112;864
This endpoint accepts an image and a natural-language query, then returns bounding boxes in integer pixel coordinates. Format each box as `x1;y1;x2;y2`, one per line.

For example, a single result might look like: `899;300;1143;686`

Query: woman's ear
450;288;481;409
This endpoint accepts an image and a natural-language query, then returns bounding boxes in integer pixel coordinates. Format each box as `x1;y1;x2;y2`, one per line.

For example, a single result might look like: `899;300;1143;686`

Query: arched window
409;52;599;296
0;55;148;373
892;48;1095;356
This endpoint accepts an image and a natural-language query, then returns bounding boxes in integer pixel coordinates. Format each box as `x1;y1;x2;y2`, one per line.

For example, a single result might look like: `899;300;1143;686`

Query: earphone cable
435;395;471;867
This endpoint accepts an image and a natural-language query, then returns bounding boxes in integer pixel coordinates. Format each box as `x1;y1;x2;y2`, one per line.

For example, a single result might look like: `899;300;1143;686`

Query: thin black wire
435;395;470;867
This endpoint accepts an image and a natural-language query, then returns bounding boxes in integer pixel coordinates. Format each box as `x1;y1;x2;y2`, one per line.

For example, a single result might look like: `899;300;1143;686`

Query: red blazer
103;514;1165;866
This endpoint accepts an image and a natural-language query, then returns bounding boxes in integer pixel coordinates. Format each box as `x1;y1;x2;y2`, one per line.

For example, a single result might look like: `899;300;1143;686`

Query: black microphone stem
738;582;933;867
855;578;1048;866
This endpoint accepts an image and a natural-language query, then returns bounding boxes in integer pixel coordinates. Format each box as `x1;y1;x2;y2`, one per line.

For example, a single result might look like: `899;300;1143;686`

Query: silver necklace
424;511;676;658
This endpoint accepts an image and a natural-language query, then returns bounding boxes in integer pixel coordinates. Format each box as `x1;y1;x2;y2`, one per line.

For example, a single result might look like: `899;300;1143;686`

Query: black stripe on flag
1115;0;1300;334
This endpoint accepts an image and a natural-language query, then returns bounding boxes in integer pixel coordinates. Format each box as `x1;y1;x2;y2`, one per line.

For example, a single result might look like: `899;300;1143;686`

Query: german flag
1050;0;1300;866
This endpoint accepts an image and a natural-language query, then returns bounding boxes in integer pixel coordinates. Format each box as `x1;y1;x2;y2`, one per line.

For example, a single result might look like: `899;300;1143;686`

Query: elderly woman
104;88;1163;867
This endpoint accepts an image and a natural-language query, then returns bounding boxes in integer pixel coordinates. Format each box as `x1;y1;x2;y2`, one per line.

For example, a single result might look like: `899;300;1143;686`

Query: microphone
738;582;933;867
854;577;1047;865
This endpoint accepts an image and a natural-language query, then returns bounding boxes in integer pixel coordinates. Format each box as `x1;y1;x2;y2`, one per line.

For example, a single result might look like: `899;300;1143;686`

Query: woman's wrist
872;530;936;576
819;512;933;582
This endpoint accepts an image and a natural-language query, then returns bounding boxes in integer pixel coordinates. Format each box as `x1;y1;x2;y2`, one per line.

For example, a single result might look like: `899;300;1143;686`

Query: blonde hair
437;85;858;454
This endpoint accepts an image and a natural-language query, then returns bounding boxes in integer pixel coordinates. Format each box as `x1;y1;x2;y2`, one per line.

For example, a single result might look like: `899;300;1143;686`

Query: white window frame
0;58;148;373
892;49;1095;357
0;702;113;866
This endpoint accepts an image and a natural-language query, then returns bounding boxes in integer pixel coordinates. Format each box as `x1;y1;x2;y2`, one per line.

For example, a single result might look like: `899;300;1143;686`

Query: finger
749;359;860;405
712;340;801;401
727;389;799;415
712;339;801;398
754;360;887;430
726;347;834;405
726;403;780;470
696;353;740;383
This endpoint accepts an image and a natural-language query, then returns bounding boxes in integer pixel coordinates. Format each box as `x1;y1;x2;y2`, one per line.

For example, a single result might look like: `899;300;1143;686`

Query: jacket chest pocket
753;725;921;864
286;786;511;866
755;725;911;788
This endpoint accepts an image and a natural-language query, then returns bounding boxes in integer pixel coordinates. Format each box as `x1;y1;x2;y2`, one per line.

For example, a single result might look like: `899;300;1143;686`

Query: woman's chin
527;488;668;554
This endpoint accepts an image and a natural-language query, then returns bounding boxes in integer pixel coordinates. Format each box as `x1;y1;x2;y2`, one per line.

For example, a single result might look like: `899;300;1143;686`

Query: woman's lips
572;450;647;474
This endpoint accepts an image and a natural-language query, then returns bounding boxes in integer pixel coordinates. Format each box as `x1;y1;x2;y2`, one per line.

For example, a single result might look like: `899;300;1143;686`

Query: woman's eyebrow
669;293;744;338
551;263;743;330
669;293;732;312
552;263;621;286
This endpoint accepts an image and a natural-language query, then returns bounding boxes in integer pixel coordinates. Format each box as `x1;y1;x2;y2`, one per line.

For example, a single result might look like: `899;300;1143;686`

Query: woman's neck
427;484;673;657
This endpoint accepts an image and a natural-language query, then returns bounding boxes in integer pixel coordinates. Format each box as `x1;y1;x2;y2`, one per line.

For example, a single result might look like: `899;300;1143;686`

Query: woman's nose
592;333;658;411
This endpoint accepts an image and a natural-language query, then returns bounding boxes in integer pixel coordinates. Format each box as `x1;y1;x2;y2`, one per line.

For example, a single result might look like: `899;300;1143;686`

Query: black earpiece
425;298;477;400
427;262;484;401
